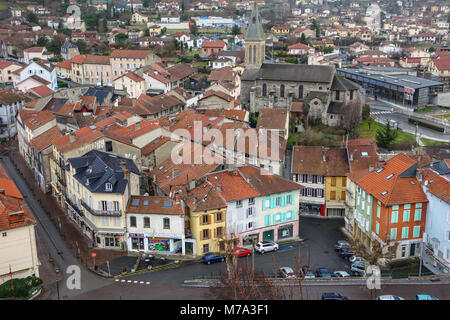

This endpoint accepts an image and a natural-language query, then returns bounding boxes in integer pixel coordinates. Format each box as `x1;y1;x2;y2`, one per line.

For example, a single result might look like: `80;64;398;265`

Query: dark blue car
201;253;225;264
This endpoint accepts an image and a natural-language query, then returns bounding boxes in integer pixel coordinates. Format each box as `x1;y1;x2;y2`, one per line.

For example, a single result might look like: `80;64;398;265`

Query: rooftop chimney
120;161;128;179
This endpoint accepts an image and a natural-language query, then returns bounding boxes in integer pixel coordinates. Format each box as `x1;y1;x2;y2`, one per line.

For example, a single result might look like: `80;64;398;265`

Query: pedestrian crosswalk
115;279;150;285
370;111;392;115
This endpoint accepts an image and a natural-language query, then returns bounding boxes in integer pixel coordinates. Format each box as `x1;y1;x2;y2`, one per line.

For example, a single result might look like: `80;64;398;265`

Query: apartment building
110;50;161;79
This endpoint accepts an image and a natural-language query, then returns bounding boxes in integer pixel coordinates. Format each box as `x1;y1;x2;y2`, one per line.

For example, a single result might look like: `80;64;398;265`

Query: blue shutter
264;215;271;226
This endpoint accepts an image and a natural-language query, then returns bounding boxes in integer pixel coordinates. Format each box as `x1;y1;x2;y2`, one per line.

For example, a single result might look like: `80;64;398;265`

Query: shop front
239;221;299;248
127;233;184;254
97;231;125;250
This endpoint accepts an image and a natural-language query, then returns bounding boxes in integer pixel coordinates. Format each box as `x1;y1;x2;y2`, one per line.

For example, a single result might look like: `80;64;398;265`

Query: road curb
114;261;182;278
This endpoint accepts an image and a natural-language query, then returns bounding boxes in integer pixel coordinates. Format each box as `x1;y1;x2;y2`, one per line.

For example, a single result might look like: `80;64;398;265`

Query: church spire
244;3;265;69
245;3;265;42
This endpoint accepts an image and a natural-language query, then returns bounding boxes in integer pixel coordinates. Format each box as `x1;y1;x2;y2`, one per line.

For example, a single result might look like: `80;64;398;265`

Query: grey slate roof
423;160;450;176
68;150;140;194
327;101;344;115
83;87;113;105
245;4;264;41
243;63;335;83
331;75;360;91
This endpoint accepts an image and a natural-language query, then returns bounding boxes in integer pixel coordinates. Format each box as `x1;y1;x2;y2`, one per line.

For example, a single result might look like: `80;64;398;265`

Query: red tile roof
421;168;450;204
206;169;260;202
0;164;36;232
110;49;152;59
357;153;428;206
28;85;54;98
202;41;226;48
18;109;55;131
30;126;63;151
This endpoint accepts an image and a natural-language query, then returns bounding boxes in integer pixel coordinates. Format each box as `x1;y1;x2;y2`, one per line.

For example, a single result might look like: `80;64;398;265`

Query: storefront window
148;238;170;252
105;235;121;248
278;224;293;240
131;237;144;250
243;234;259;246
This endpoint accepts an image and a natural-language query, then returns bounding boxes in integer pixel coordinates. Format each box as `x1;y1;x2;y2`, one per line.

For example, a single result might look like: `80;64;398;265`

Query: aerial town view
0;0;449;308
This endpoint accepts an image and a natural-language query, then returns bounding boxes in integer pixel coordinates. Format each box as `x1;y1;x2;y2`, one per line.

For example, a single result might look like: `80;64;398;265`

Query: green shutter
413;226;420;238
264;215;271;226
390;228;397;240
402;227;409;239
416;203;422;208
414;209;422;221
391;211;398;223
403;210;410;222
377;206;381;218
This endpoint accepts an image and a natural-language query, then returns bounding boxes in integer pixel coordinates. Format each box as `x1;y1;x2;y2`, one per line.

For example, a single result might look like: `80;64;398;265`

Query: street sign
91;253;96;258
404;87;414;94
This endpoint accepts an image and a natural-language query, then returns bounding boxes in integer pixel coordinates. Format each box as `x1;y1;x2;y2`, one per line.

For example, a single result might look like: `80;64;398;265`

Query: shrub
0;276;43;299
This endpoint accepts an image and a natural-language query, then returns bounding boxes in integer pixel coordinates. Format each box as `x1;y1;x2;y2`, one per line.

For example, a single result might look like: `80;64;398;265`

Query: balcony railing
65;197;83;217
81;200;122;217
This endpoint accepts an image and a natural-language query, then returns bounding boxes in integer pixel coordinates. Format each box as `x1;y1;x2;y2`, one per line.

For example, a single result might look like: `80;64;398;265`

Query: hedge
0;276;43;299
408;118;445;132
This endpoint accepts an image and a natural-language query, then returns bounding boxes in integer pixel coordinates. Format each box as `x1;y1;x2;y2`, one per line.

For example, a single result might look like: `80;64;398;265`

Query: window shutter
214;228;217;238
199;231;203;241
98;201;101;210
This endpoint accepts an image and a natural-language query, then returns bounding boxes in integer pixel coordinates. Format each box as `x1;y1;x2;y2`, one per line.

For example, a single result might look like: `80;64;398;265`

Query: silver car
377;295;405;300
255;241;279;254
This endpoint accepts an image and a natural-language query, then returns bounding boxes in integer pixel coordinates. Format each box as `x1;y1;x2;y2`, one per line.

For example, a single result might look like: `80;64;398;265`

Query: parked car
315;267;332;278
350;263;365;276
414;294;439;300
377;295;405;300
303;270;316;279
349;256;365;264
201;253;225;265
234;247;251;257
339;247;355;259
322;292;349;300
279;267;297;279
333;271;351;278
335;240;350;251
255;241;279;254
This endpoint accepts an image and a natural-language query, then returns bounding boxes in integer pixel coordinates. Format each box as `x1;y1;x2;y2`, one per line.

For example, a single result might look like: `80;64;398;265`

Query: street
369;105;450;143
0;156;111;300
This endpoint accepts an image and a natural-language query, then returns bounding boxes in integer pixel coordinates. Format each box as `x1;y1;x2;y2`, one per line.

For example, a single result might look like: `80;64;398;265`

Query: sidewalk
6;145;127;270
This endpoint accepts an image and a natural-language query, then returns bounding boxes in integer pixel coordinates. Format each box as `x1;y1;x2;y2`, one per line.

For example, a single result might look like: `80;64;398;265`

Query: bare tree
209;235;307;300
340;99;363;139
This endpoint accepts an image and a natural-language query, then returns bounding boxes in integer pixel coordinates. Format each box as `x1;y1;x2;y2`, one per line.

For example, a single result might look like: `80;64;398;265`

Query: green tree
300;33;307;44
85;15;99;31
76;40;89;54
115;33;128;44
37;36;49;47
25;11;39;24
231;24;241;36
376;121;398;150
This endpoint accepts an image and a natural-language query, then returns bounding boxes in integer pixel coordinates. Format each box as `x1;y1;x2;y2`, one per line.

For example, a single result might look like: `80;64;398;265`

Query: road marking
370;111;392;115
134;281;138;283
127;280;132;283
121;280;126;282
146;282;150;285
115;279;119;282
140;281;144;284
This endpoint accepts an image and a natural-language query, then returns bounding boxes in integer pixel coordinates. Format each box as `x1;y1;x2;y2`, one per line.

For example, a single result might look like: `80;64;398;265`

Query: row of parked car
334;240;373;276
201;241;280;264
321;293;439;300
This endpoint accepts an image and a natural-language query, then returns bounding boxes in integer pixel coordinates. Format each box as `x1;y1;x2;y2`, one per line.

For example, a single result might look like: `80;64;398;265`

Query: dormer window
105;182;112;191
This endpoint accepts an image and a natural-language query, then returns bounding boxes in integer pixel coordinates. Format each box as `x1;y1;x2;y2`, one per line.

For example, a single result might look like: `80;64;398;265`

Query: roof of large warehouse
337;68;444;89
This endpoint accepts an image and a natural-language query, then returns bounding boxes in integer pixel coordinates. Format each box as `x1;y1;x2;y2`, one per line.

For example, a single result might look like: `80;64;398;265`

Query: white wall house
126;196;186;255
14;61;57;91
0;91;24;138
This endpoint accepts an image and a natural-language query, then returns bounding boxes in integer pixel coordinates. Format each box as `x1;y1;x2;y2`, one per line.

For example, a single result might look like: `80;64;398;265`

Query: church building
240;5;365;127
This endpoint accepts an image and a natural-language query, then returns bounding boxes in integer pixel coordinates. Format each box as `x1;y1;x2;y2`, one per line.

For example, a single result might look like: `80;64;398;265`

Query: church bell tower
245;3;265;69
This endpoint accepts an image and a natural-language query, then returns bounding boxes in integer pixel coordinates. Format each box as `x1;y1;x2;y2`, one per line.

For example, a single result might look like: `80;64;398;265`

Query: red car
234;247;252;257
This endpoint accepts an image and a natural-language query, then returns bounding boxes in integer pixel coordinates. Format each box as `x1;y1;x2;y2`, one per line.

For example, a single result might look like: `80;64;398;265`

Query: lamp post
419;232;427;277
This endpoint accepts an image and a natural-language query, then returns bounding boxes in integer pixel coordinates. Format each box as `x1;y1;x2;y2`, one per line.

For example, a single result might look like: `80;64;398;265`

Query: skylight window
131;198;140;206
376;168;384;174
361;152;368;157
143;200;149;206
385;174;394;180
381;191;388;196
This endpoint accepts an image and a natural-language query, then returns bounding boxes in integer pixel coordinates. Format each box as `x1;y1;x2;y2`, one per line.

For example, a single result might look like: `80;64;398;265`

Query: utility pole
9;265;14;300
56;279;60;300
251;236;256;274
